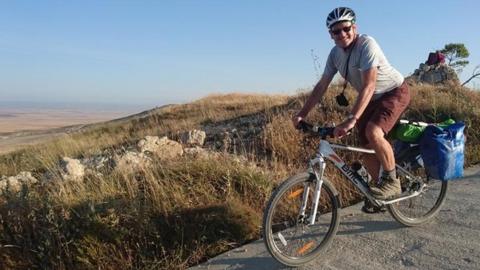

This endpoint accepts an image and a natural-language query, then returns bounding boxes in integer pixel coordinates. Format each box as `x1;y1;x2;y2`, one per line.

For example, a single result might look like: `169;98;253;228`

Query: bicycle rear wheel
262;173;340;267
388;166;448;226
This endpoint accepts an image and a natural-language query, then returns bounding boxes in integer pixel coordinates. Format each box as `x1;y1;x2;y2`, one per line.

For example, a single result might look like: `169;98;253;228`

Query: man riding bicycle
293;7;410;202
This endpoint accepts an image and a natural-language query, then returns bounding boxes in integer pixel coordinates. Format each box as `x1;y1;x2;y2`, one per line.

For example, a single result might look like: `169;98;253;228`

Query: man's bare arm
350;67;377;120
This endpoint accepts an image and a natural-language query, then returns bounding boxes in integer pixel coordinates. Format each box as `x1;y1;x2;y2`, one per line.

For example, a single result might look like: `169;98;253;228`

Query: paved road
190;166;480;270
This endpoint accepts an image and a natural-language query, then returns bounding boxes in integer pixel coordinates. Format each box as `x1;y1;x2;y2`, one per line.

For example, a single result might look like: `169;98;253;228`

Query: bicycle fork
299;156;326;225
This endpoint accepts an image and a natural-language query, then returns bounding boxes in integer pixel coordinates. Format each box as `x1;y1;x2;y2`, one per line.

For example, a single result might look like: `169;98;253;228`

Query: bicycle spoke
263;174;339;266
389;167;448;226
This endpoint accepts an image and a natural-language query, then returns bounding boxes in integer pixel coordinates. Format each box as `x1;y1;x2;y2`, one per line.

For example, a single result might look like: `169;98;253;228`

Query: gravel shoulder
190;166;480;270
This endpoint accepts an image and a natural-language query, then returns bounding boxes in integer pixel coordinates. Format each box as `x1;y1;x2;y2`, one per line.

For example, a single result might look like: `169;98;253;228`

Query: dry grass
0;155;277;269
1;86;480;269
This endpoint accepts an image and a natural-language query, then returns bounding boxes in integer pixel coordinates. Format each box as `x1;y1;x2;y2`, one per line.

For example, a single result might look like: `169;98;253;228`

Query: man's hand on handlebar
292;113;355;139
292;115;303;128
333;118;356;138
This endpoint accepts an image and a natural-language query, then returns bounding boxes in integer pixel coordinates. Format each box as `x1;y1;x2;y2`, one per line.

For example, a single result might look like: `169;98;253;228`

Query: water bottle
352;161;372;184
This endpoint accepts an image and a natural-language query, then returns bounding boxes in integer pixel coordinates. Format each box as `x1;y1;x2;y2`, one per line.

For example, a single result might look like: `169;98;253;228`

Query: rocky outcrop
0;126;256;194
0;129;223;195
408;63;460;85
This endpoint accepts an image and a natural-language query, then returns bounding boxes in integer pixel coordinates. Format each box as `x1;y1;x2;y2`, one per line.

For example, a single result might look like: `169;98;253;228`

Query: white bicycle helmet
326;7;356;29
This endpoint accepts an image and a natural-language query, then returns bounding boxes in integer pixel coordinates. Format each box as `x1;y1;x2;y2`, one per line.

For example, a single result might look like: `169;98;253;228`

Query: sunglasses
330;26;352;36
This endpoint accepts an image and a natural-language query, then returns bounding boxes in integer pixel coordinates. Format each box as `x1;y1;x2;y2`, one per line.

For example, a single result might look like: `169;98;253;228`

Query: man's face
329;21;357;48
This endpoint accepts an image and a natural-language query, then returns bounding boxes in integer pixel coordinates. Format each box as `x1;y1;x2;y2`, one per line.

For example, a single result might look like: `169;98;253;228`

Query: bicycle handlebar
297;119;433;140
297;121;335;139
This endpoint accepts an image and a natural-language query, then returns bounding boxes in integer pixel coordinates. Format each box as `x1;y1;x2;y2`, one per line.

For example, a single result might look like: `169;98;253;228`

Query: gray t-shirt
323;34;404;95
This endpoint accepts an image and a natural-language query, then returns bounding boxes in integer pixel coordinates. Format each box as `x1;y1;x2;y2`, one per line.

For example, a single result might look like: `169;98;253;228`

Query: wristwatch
347;114;357;121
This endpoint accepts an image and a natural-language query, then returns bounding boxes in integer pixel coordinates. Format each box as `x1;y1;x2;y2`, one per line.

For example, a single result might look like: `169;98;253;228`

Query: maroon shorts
357;81;410;146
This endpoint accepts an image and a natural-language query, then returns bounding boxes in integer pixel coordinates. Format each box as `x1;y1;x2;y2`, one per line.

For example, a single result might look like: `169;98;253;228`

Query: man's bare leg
364;122;395;172
364;122;400;199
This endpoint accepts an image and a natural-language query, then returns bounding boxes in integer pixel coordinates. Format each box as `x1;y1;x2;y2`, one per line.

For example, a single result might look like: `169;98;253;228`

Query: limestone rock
114;151;151;172
137;136;161;153
137;136;183;160
0;171;38;194
60;157;85;182
181;130;206;146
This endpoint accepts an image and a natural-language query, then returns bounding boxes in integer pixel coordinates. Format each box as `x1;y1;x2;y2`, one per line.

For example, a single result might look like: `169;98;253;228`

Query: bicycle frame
304;139;424;225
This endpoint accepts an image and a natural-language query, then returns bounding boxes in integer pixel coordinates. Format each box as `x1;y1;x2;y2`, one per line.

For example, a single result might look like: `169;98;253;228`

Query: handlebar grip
297;120;336;139
322;127;335;138
297;120;313;132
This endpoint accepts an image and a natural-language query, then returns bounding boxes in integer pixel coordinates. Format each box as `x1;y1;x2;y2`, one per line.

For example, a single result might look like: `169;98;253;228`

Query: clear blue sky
1;0;479;107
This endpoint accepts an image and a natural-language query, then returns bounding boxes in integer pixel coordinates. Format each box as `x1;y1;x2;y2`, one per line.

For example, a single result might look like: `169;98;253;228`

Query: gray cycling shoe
370;176;401;200
368;178;381;188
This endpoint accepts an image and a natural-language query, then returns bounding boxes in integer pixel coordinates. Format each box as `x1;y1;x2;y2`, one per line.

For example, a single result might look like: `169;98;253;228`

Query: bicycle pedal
362;199;386;214
361;204;386;214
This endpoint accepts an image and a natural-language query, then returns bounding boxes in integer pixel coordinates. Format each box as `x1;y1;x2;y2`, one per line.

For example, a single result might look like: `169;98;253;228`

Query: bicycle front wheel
262;173;340;267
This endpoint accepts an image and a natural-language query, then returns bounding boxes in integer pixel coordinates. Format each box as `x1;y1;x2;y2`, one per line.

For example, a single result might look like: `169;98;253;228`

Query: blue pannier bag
419;122;465;181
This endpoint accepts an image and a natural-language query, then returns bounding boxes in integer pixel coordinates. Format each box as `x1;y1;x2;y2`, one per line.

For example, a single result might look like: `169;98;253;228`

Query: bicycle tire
388;168;448;227
262;173;340;267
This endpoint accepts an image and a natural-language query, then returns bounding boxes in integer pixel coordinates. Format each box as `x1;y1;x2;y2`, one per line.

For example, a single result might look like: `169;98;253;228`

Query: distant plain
0;107;134;133
0;103;149;154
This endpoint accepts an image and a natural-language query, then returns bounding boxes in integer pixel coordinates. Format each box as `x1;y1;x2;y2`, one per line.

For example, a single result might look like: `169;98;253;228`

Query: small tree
440;43;470;72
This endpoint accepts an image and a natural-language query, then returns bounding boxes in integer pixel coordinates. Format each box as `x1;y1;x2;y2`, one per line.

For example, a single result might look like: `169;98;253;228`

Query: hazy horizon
0;102;157;135
0;100;168;134
0;99;164;112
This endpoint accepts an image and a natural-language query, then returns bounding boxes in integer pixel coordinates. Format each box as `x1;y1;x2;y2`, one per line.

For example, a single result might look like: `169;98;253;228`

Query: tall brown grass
1;85;479;269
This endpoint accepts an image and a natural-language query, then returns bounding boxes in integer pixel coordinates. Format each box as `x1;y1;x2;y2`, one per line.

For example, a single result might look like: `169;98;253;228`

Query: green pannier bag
391;119;455;143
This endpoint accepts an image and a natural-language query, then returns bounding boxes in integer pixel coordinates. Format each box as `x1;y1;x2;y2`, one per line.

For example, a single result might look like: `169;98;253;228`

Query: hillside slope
1;84;479;269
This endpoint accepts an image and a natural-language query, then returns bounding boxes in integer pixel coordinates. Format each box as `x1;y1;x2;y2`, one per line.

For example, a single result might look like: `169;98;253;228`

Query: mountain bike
262;121;448;267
